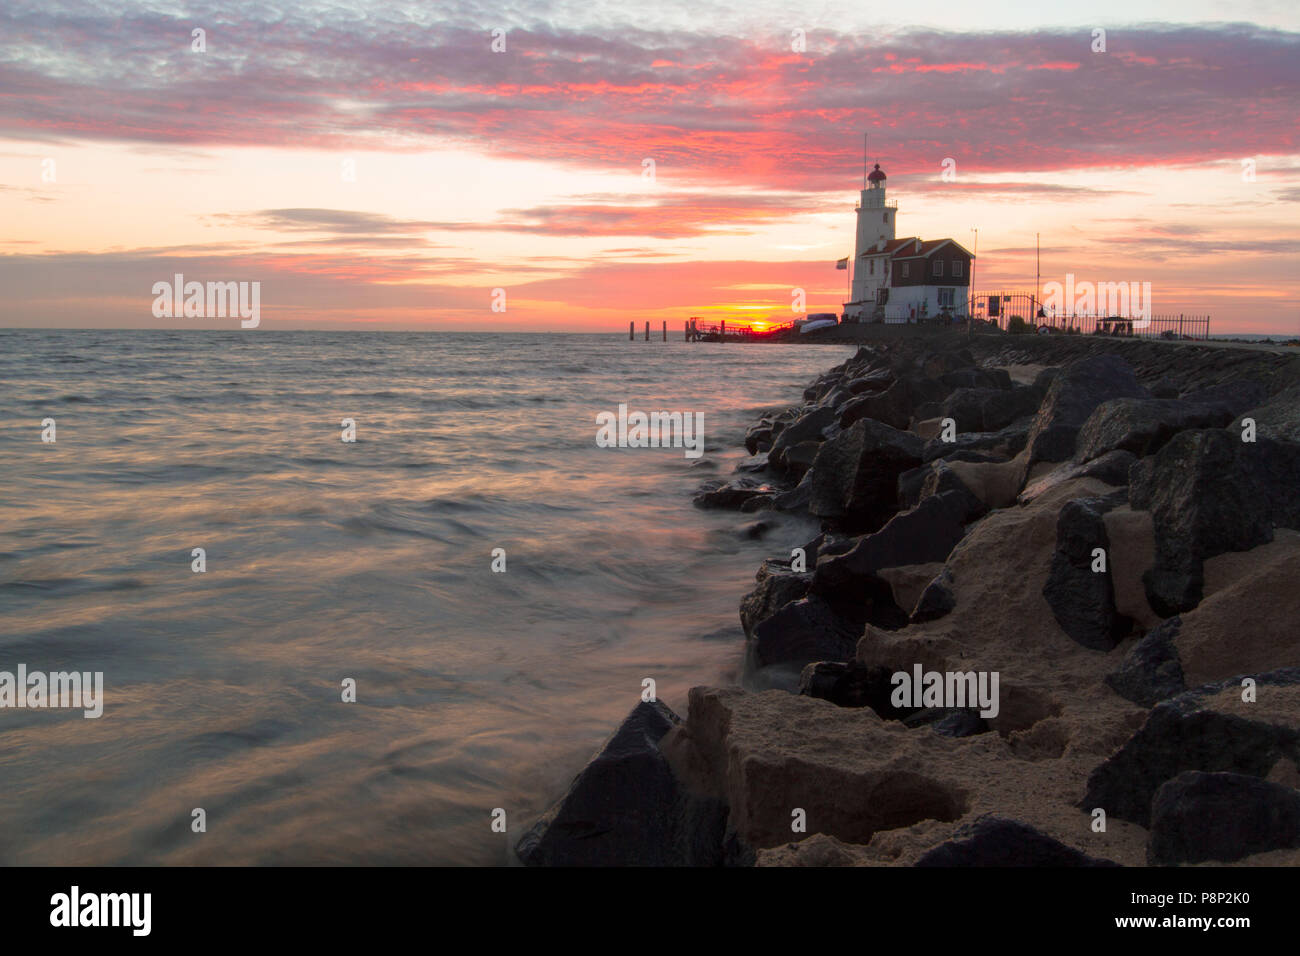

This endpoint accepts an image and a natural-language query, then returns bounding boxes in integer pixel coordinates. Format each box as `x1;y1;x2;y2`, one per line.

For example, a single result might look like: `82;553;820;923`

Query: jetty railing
686;319;799;341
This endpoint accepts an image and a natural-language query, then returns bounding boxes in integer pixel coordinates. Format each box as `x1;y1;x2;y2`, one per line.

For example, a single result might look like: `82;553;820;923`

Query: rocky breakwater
517;336;1300;866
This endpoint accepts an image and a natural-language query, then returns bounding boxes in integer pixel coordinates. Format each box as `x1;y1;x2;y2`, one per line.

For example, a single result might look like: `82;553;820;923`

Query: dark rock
917;460;987;520
846;369;895;394
516;700;727;866
1129;429;1300;615
693;477;779;510
838;381;913;430
1042;496;1131;650
733;453;770;474
911;567;957;623
1023;354;1147;467
1017;449;1138;504
940;385;1042;433
744;419;776;455
771;471;813;512
812;491;973;600
751;595;862;667
1233;384;1300;444
1148;771;1300;865
798;660;894;710
918;350;975;380
1182;379;1268;418
768;405;836;471
921;418;1031;463
1080;667;1300;827
807;418;925;533
818;386;852;411
740;562;811;637
738;494;775;513
1105;617;1186;707
1149;377;1180;399
780;441;821;478
915;816;1119;867
1074;398;1233;462
940;367;1012;391
738;520;774;540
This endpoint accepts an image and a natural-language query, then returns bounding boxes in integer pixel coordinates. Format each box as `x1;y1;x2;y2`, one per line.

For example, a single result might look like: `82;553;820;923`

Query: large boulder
915;816;1119;867
1105;617;1186;706
807;418;925;533
1080;668;1300;827
1023;354;1147;468
515;700;727;866
1074;398;1233;462
750;595;863;667
1042;496;1132;650
680;687;973;851
838;380;913;430
940;367;1012;391
768;405;836;472
812;491;973;601
1181;378;1269;417
939;385;1043;434
1147;771;1300;865
1173;531;1300;686
1129;429;1300;615
1233;384;1300;444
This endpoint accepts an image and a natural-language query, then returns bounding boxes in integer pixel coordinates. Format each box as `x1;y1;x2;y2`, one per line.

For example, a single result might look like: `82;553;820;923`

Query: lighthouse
846;163;898;319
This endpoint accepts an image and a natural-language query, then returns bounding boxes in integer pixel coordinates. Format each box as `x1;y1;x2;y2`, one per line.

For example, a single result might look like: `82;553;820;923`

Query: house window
869;259;875;275
901;262;910;278
933;260;943;276
938;288;955;308
953;261;963;277
883;212;889;224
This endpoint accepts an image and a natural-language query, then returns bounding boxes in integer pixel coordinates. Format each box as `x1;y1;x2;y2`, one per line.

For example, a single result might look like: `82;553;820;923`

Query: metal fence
966;292;1210;340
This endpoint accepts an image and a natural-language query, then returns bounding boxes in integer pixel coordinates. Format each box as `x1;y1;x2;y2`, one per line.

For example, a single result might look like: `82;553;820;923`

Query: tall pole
1035;232;1041;324
969;227;979;330
862;132;868;189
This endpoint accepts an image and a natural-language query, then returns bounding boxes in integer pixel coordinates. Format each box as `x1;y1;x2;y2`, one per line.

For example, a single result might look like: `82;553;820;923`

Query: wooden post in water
662;321;666;342
629;321;634;340
644;321;650;341
684;320;689;341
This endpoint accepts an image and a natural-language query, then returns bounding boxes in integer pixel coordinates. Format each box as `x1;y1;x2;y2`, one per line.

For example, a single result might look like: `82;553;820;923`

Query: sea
0;329;854;864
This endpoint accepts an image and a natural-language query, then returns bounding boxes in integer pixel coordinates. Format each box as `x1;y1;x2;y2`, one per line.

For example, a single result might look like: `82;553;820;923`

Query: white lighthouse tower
847;163;897;319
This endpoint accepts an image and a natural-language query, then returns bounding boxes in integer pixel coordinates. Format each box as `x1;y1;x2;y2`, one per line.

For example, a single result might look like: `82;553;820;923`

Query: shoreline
517;331;1300;867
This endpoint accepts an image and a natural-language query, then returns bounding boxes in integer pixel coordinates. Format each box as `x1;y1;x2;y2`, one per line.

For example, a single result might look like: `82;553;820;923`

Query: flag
835;257;848;270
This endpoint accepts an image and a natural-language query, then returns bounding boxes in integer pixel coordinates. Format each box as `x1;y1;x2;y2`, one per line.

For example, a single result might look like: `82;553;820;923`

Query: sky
1;0;1298;333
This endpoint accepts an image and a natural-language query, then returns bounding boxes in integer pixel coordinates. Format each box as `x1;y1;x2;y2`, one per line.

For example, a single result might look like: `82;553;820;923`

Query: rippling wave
0;329;852;864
